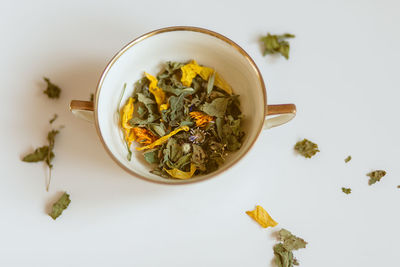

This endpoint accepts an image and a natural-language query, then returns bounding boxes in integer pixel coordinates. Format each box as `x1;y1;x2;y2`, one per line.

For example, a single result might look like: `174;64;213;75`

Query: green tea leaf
367;170;386;185
342;187;352;194
43;77;61;99
260;33;295;59
294;139;319;158
344;155;352;163
201;97;229;117
49;192;71;220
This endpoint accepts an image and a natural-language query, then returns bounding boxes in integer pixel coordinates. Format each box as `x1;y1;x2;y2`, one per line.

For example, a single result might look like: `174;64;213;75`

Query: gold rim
93;26;267;185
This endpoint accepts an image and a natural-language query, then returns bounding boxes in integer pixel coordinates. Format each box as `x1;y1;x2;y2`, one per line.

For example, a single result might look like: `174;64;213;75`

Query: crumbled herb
22;121;61;191
342;187;351;194
43;77;61;99
294;139;319;158
344;155;352;163
119;61;244;179
49;192;70;220
49;114;58;124
367;170;386;185
273;229;307;267
260;33;295;59
90;93;94;102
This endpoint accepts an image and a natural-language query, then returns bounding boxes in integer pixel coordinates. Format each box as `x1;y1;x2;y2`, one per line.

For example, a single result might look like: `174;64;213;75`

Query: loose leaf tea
367;170;386;185
43;77;61;99
260;33;295;59
294;139;319;158
22;121;61;191
246;205;278;228
342;187;352;194
49;192;71;220
119;60;244;179
344;155;352;163
273;229;307;267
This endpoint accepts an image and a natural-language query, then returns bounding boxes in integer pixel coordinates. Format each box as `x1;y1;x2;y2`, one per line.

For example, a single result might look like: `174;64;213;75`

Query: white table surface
1;0;399;266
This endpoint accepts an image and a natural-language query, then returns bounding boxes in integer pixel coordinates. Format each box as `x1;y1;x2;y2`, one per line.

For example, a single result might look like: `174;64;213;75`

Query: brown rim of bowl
93;26;267;185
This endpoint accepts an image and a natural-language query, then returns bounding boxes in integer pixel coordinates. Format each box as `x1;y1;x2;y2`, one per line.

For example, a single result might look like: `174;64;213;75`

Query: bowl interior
96;28;266;184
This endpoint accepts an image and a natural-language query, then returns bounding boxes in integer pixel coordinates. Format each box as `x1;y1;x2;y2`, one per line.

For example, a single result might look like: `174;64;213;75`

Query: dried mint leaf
367;170;386;185
260;33;295;59
43;77;61;99
201;97;229;117
294;139;319;158
278;229;307;251
342;187;352;194
344;155;352;163
273;229;307;267
49;192;71;220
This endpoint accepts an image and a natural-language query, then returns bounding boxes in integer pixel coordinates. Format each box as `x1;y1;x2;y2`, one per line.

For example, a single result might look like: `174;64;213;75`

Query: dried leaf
278;229;307;251
246;205;278;228
49;114;58;124
294;139;319;158
201;97;229;118
207;70;216;94
143;149;159;164
367;170;386;185
344;155;352;163
22;146;52;162
342;187;352;194
49;192;71;220
260;33;295;59
43;77;61;99
273;229;307;267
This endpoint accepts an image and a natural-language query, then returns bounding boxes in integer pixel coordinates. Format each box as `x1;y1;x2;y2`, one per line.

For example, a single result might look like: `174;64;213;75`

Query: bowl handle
264;104;296;129
69;100;95;123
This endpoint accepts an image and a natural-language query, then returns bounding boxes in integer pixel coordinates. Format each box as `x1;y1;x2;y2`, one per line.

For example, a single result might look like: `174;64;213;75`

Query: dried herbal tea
344;155;352;163
367;170;386;185
294;139;319;158
260;33;295;59
43;77;61;99
22;120;62;191
342;187;351;194
119;60;244;179
273;229;307;267
49;192;70;220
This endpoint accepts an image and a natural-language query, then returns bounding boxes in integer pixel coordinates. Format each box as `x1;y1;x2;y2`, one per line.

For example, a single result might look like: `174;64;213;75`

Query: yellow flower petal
180;60;232;94
164;163;196;179
136;126;190;151
120;97;135;145
145;72;168;112
189;111;214;127
246;205;278;228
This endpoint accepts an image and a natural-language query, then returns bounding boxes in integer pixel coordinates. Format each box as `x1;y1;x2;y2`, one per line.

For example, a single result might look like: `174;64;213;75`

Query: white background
1;0;399;266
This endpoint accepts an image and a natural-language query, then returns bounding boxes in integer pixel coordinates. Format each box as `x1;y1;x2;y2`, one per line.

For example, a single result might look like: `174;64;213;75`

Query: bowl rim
93;26;267;185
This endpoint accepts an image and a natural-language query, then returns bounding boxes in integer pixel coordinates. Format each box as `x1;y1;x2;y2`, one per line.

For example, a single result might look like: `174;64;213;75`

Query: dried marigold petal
180;60;232;95
121;97;135;145
136;126;190;151
145;72;168;112
189;111;214;127
132;127;157;145
164;163;196;179
246;205;278;228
